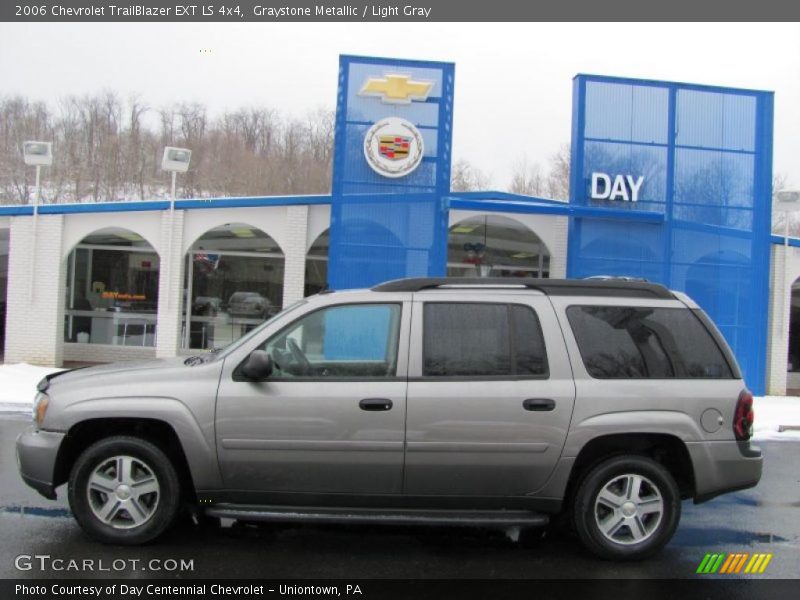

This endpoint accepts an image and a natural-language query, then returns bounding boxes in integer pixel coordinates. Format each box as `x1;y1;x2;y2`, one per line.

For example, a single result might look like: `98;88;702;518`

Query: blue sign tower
328;55;455;290
567;75;774;394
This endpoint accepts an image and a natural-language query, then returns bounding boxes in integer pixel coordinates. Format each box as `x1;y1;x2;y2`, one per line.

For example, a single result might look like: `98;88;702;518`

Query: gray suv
16;278;762;560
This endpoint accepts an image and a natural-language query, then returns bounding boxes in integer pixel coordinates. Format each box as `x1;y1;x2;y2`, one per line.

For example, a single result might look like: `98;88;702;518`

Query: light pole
22;141;53;298
774;191;800;343
161;147;192;309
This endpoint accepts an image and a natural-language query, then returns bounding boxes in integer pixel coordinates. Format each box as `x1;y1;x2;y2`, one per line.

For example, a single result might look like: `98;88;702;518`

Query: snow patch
0;363;64;413
752;396;800;441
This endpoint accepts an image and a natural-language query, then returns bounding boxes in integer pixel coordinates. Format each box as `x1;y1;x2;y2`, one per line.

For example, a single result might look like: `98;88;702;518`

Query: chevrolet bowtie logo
359;74;434;104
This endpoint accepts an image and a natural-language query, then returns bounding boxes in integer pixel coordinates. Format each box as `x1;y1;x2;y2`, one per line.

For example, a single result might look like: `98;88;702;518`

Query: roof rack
371;277;675;299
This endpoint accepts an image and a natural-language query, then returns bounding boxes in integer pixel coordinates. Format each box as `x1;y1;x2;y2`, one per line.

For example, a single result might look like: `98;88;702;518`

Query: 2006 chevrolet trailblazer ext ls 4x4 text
17;277;762;560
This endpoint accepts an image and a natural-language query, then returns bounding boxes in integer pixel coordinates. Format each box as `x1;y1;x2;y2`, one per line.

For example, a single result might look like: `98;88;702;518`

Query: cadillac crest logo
364;117;424;178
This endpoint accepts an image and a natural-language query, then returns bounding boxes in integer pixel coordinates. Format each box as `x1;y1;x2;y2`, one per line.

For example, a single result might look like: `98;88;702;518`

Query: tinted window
263;303;401;378
512;305;549;376
567;306;733;379
423;303;548;377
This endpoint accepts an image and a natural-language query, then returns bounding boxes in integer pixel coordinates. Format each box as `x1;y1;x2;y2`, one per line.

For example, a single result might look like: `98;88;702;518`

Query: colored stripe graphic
744;553;773;574
719;554;736;573
734;553;749;573
697;553;726;574
696;553;713;573
758;554;773;573
698;552;772;575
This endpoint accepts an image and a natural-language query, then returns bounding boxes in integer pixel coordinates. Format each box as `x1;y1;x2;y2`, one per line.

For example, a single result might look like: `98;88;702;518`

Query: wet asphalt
0;414;798;580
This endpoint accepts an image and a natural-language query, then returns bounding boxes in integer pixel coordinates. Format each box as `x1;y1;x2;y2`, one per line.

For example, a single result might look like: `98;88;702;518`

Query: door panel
404;294;576;496
215;379;407;493
215;299;410;495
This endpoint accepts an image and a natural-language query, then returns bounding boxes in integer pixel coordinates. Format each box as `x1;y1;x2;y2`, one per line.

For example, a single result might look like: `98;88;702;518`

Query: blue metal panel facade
568;74;774;394
328;55;455;290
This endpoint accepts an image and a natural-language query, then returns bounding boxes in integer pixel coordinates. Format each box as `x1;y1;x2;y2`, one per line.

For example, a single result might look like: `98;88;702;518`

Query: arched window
305;229;329;296
65;228;160;346
789;280;800;375
0;227;10;351
183;223;284;350
447;215;551;278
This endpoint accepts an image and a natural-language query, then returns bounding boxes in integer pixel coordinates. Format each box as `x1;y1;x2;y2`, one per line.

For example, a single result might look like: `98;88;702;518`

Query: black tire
573;455;680;561
68;436;181;545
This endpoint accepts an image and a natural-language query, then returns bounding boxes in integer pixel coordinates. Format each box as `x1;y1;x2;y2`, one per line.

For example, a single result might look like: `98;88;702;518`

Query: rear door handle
523;398;556;411
359;398;393;411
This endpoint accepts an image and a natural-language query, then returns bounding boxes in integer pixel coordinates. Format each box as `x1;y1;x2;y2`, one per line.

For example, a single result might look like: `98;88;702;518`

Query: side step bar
205;505;549;528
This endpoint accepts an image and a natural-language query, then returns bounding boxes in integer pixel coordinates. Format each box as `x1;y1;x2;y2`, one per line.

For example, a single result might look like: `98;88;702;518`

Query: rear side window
423;303;548;377
566;306;733;379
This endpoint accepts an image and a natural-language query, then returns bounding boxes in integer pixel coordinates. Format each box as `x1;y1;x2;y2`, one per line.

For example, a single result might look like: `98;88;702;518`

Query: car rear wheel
573;455;680;560
68;436;181;545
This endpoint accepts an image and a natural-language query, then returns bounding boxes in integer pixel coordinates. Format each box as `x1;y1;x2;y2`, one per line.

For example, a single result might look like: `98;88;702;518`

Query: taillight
733;389;754;441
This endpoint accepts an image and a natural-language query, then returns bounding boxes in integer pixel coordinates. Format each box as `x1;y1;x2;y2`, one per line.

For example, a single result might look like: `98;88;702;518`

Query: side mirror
240;350;273;381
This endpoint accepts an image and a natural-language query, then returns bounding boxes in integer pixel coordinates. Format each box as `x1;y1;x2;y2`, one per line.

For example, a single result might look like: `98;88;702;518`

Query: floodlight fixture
22;141;53;167
774;190;800;212
161;146;192;173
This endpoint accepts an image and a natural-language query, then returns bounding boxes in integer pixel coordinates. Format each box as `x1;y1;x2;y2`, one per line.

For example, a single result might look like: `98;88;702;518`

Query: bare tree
451;159;490;192
546;144;570;200
509;157;545;196
770;172;799;235
506;145;570;200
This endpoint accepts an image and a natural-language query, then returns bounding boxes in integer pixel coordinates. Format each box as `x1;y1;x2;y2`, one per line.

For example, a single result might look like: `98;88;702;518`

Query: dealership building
0;54;798;396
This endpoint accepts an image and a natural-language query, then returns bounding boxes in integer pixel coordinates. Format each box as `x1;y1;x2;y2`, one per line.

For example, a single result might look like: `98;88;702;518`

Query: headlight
32;392;49;427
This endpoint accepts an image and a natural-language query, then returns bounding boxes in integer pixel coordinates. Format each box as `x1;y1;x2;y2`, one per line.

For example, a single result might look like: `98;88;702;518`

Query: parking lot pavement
1;414;798;580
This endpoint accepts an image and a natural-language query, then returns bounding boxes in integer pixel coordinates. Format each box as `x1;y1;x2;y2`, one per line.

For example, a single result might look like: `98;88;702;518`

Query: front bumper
686;440;762;503
16;426;65;500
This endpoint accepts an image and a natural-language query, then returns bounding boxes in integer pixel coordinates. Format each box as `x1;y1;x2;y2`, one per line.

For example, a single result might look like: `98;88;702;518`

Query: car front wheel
68;436;181;545
573;455;681;560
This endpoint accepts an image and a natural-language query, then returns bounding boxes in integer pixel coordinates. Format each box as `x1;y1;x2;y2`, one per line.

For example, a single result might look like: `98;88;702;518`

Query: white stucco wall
5;215;66;366
182;205;290;255
767;242;800;395
307;204;331;252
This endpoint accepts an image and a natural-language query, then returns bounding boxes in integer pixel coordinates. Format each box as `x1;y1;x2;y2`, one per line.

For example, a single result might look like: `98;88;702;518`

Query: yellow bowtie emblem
359;74;434;104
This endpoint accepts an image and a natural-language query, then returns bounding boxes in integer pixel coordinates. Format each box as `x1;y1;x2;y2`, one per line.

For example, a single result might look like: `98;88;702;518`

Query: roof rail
371;277;675;299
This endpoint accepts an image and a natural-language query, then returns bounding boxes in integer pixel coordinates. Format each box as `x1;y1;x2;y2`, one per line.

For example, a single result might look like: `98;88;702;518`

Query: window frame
565;304;737;380
233;301;405;382
417;301;550;381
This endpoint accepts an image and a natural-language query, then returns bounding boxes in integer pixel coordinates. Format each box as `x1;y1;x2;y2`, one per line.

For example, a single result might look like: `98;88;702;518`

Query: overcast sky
2;22;799;190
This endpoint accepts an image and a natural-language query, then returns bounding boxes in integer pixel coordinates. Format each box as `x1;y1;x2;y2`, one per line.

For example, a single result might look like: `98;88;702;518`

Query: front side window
262;303;401;378
423;303;548;377
567;306;734;379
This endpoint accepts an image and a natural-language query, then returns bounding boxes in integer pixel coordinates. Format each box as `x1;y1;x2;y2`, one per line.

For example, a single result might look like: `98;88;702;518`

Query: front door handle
523;398;555;411
359;398;393;411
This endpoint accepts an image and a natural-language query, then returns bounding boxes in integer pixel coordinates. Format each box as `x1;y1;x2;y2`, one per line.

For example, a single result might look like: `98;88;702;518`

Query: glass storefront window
788;284;800;373
305;229;329;296
183;223;284;350
447;215;551;278
64;228;160;346
0;229;8;350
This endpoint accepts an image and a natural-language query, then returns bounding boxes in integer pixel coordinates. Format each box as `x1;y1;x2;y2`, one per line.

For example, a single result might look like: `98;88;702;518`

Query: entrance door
216;300;410;495
404;293;576;496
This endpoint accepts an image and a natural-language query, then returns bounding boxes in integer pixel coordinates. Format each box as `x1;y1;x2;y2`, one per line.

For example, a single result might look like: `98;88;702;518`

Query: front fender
56;397;223;490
